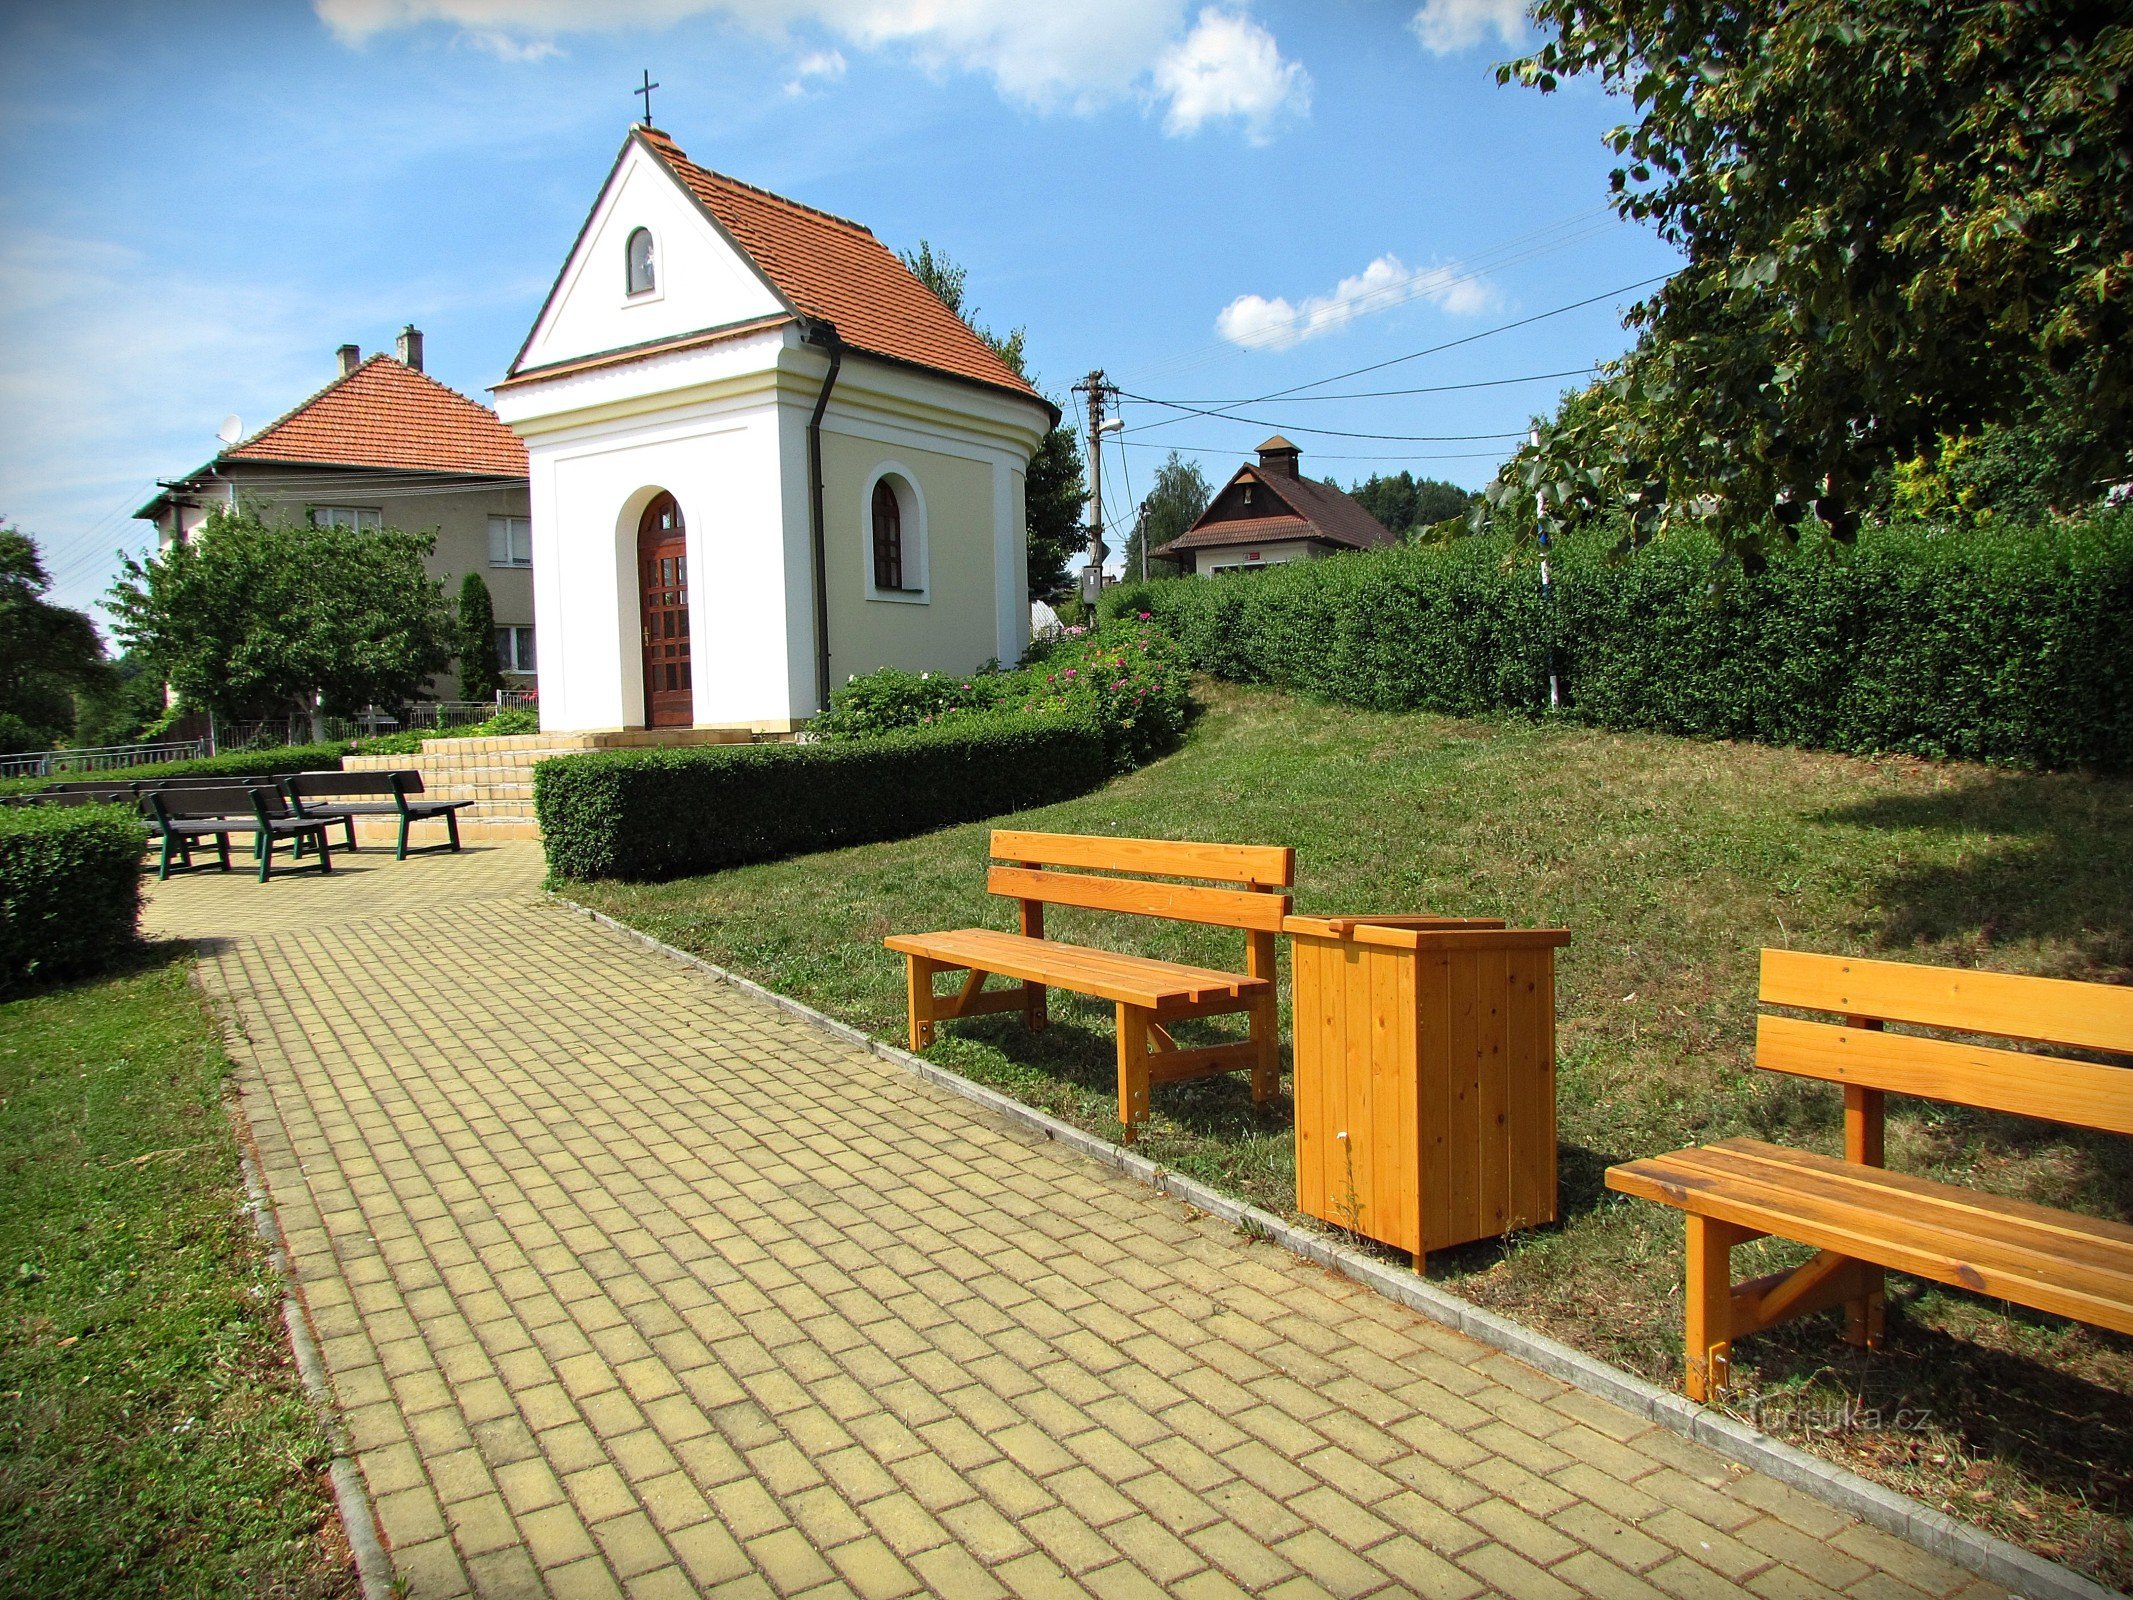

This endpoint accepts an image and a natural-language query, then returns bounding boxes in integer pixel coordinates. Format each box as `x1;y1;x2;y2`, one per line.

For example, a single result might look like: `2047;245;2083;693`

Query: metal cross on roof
636;70;659;126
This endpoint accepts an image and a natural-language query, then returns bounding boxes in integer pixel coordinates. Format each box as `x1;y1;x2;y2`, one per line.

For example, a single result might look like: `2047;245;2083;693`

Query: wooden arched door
636;493;693;728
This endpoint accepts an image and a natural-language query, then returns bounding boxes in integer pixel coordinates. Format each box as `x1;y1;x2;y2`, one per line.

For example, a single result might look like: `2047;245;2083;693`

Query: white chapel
493;123;1056;734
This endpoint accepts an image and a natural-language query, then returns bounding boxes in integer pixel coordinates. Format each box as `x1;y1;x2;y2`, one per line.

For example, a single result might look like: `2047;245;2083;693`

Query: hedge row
0;805;146;991
1102;513;2133;770
536;711;1110;882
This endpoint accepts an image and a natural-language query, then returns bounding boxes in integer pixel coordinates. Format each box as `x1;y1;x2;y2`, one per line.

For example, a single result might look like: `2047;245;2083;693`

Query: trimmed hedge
0;805;146;991
536;712;1110;882
1103;513;2133;770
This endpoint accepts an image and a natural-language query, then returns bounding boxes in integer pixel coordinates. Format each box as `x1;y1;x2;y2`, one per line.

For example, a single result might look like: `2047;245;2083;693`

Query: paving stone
146;848;2006;1600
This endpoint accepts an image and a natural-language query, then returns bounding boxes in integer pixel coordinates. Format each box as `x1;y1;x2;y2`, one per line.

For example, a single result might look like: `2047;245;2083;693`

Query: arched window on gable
872;479;905;591
626;227;656;296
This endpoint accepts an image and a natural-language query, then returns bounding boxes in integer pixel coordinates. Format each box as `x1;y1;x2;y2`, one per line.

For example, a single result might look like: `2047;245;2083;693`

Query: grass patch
0;950;352;1599
573;679;2133;1585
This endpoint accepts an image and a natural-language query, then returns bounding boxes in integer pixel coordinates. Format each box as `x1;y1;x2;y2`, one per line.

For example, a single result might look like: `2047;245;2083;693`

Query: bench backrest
32;789;132;807
287;769;408;799
987;830;1293;933
1758;949;2133;1136
151;785;287;822
140;774;271;791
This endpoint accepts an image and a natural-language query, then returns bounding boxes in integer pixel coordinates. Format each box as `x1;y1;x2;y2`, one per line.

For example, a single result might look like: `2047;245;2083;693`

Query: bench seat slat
1607;1152;2133;1334
1620;1146;2133;1296
1679;1139;2133;1274
1756;1014;2133;1136
1762;948;2133;1054
885;928;1267;1009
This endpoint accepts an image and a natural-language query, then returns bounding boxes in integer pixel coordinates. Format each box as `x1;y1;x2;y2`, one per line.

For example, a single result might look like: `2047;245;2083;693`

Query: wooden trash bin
1287;914;1571;1270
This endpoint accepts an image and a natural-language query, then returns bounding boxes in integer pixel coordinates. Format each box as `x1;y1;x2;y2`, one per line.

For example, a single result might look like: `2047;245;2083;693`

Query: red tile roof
635;128;1044;409
1156;462;1396;556
227;355;528;477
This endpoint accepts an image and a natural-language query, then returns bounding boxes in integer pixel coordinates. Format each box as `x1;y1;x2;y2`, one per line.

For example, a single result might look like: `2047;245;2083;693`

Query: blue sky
0;0;1679;620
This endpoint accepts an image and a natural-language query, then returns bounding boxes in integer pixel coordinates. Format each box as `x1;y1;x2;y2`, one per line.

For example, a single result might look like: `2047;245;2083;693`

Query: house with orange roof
492;123;1056;735
136;329;538;689
1153;437;1398;576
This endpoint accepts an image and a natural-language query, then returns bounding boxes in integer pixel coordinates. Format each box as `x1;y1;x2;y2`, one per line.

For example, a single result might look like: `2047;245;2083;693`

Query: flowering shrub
812;617;1191;772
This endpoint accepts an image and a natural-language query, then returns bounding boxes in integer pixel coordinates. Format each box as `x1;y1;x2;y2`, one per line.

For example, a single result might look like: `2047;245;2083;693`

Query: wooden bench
147;785;335;882
886;831;1293;1141
285;770;471;857
1607;949;2133;1400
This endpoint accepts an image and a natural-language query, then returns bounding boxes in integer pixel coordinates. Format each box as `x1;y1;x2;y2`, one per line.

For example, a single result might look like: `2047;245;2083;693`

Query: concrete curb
231;1107;398;1600
560;895;2115;1600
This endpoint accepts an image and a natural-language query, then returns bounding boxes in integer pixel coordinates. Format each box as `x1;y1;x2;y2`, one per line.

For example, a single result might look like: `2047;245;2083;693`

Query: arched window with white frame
625;227;656;296
863;467;928;602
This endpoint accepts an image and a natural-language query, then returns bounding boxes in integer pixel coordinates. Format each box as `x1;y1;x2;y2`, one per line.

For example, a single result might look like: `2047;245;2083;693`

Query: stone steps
343;726;781;841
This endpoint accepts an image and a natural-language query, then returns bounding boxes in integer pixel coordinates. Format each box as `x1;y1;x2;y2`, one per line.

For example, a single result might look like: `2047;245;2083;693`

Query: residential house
135;328;537;691
1153;436;1397;575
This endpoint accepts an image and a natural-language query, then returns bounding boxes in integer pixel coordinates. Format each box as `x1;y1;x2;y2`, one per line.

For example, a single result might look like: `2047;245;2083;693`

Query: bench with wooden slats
1607;949;2133;1400
885;831;1293;1141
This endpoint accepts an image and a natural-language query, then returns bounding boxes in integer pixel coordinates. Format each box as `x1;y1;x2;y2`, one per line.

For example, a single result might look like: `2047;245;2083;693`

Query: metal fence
208;692;538;753
0;738;211;780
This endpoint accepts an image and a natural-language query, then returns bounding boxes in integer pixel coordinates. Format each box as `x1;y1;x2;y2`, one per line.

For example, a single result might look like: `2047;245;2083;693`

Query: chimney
337;343;361;377
396;324;424;372
1257;434;1301;479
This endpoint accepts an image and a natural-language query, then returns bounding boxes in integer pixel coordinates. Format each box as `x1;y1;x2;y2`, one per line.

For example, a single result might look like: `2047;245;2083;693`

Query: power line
1126;274;1670;442
1137;365;1599;406
1116;440;1511;464
1118;393;1527;443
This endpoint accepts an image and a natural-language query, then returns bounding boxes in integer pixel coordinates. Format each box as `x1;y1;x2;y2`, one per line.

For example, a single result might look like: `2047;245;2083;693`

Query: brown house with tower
1153;437;1397;576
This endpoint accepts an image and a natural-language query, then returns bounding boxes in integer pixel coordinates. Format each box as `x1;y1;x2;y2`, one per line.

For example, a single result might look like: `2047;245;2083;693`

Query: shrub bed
812;616;1192;773
0;805;145;991
1102;512;2133;770
537;711;1109;882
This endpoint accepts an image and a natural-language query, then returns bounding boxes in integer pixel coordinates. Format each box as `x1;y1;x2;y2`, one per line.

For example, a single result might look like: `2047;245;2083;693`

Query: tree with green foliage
0;524;109;749
455;572;502;702
1492;0;2133;557
109;509;452;732
1121;453;1211;580
902;240;1088;597
1347;472;1477;535
71;651;175;749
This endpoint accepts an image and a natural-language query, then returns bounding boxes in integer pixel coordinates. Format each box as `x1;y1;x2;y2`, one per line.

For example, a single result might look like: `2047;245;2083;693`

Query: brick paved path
148;846;2003;1600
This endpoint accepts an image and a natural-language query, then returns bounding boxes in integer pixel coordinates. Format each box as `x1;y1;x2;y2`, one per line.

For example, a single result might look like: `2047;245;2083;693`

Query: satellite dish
217;415;243;445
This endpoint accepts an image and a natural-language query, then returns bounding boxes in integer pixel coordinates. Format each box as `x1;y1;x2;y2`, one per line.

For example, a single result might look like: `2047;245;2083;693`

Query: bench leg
1117;1003;1152;1143
1685;1215;1748;1401
1845;1272;1886;1350
314;829;334;874
396;811;411;861
904;955;941;1051
1247;990;1279;1105
256;834;273;883
446;809;461;852
158;833;178;880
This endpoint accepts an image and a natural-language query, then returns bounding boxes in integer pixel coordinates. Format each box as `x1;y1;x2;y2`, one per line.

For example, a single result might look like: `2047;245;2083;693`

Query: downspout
803;318;843;714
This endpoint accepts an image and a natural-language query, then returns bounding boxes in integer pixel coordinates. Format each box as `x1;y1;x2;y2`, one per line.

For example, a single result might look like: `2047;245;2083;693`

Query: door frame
635;491;693;729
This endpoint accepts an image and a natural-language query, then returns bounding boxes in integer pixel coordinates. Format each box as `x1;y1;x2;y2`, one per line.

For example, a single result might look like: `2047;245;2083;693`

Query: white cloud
1215;253;1498;351
783;47;847;95
1152;9;1309;142
1409;0;1528;55
315;0;1309;136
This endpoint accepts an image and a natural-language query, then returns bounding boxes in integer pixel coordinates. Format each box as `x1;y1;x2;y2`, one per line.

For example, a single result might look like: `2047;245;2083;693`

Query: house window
626;227;656;296
488;514;533;568
872;478;904;591
312;506;382;531
494;626;536;674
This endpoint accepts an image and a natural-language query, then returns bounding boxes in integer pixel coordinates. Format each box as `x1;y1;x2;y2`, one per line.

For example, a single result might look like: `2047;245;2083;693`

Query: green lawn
574;680;2133;1585
0;950;353;1599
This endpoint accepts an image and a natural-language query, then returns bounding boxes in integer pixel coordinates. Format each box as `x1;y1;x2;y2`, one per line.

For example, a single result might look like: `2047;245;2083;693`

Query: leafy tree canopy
1122;453;1212;579
0;524;109;748
1347;471;1477;535
1492;0;2133;556
109;510;452;724
902;240;1088;597
456;572;502;702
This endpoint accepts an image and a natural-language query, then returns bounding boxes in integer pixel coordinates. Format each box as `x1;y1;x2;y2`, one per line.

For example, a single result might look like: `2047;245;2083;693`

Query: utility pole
1534;426;1560;710
1072;370;1119;609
